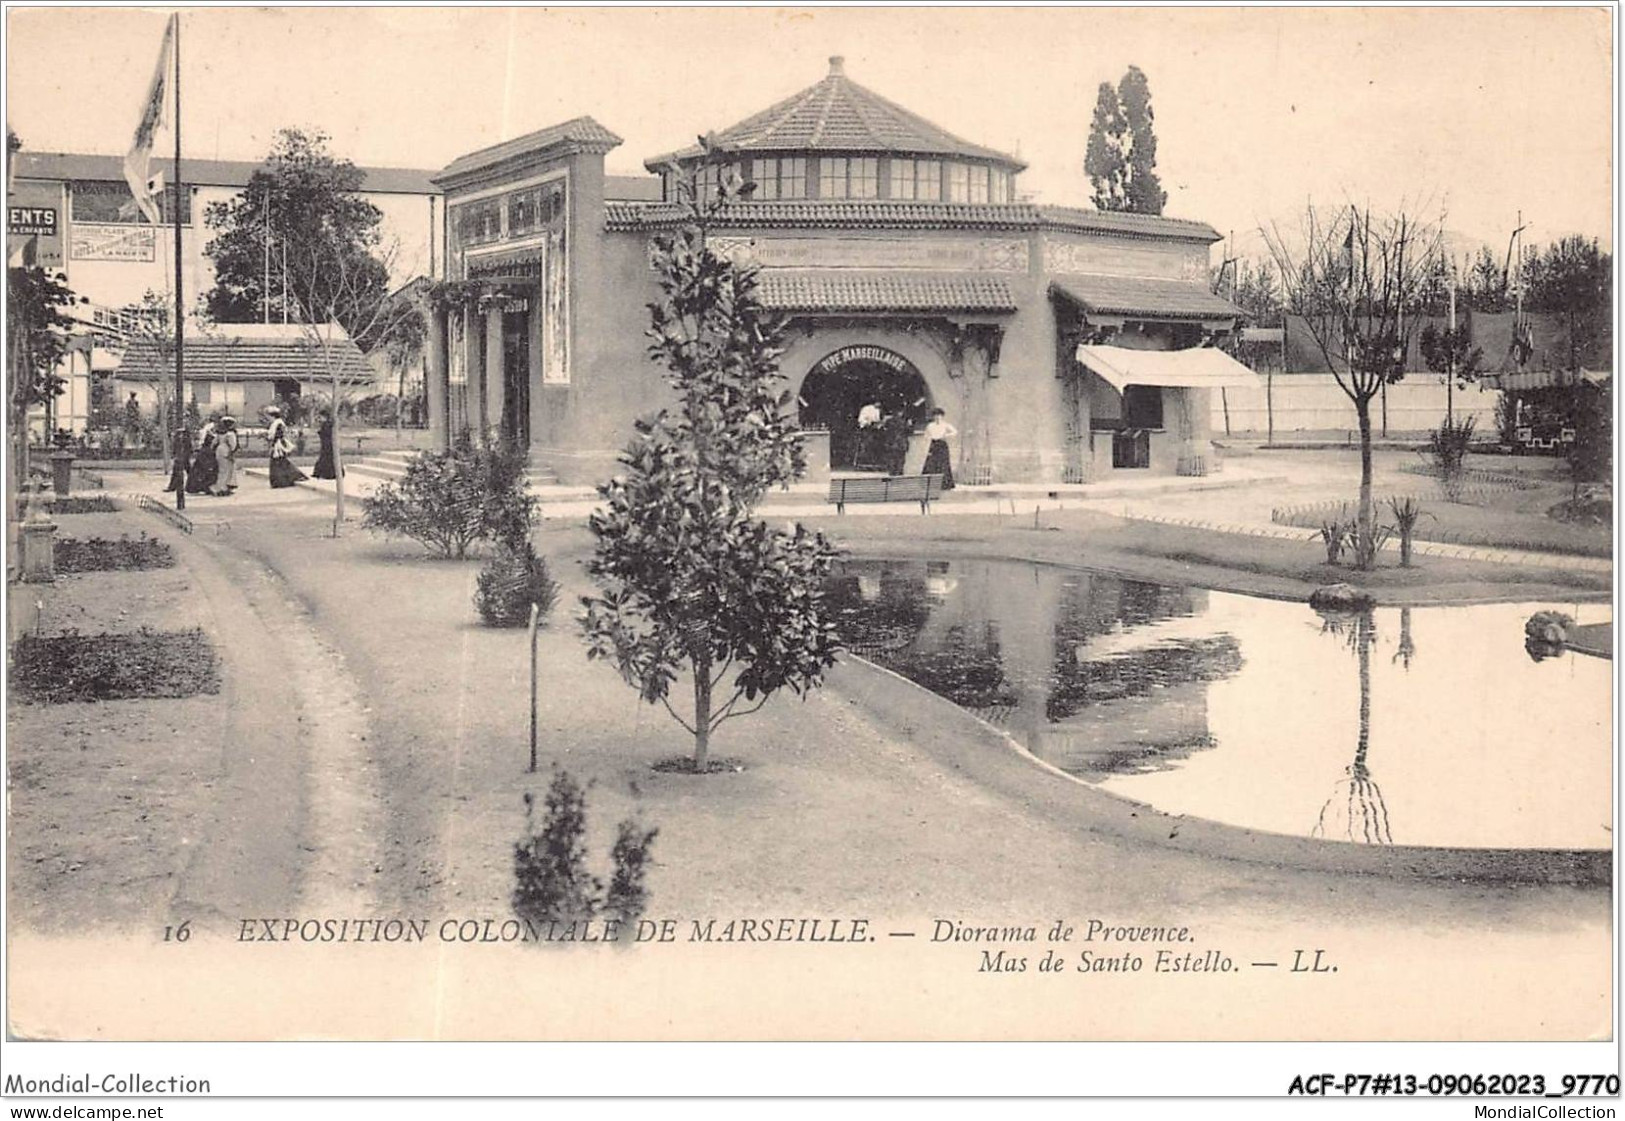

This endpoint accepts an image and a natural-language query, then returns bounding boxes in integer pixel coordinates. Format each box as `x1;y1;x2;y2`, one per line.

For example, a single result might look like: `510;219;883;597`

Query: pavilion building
425;57;1255;485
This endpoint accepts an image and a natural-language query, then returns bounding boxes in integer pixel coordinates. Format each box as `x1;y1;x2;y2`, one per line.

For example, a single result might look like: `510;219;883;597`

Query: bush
1428;415;1477;499
361;434;536;558
11;627;221;703
1317;512;1352;565
474;538;559;627
46;496;117;514
513;769;659;933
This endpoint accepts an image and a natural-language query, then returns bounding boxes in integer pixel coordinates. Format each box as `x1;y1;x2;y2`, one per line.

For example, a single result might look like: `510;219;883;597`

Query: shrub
604;818;659;925
512;769;660;933
11;627;221;703
1494;391;1520;447
361;434;536;558
1385;496;1430;568
513;771;600;927
46;496;117;514
1427;415;1476;500
474;538;559;627
1317;512;1352;565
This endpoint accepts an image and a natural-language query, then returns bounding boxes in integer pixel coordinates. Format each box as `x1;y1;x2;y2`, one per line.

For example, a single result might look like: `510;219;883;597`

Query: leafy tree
1419;313;1484;426
581;150;842;769
1267;204;1440;568
1084;82;1127;212
1117;65;1166;216
1523;236;1612;372
361;433;535;558
202;128;391;349
8;265;81;515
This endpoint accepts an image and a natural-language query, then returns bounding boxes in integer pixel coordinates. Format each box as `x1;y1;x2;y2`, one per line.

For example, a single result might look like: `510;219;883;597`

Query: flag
123;14;175;226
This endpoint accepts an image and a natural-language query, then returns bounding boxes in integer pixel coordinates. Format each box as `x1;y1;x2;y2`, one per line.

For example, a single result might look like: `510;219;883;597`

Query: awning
1075;344;1262;393
757;271;1016;314
1478;368;1610;392
1051;275;1242;321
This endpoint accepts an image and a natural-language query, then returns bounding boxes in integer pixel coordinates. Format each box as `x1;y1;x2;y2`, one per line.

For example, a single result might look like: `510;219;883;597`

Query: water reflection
826;558;1612;850
1311;609;1393;845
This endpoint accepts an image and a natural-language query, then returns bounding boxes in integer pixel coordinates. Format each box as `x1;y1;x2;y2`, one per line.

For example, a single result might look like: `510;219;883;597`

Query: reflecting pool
825;558;1612;850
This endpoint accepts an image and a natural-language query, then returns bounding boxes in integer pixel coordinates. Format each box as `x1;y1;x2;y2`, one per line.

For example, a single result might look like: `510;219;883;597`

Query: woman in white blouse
921;408;957;490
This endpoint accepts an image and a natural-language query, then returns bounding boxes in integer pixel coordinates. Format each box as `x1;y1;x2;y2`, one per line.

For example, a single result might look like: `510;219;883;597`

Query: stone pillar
485;307;506;444
462;304;483;443
426;306;449;451
21;500;56;583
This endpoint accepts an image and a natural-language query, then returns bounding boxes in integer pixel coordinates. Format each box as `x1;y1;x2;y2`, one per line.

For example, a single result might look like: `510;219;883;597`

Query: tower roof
644;57;1024;171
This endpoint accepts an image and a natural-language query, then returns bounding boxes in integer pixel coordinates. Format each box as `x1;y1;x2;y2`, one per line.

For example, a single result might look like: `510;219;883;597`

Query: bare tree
283;237;420;532
1266;205;1441;568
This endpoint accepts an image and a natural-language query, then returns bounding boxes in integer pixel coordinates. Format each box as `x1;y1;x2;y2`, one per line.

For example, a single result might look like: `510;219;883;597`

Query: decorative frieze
1043;236;1208;282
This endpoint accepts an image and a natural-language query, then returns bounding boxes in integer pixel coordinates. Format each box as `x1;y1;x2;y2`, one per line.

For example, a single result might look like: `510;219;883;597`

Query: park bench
827;473;942;515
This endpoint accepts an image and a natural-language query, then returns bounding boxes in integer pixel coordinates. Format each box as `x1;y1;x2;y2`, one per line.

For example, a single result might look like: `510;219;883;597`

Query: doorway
501;311;531;447
798;352;931;472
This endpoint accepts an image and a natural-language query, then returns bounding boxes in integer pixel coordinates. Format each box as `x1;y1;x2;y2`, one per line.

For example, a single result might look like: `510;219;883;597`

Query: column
462;303;483;443
426;305;449;451
485;306;506;444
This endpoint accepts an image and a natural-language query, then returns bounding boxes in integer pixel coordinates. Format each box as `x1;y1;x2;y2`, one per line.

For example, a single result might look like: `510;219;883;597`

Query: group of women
169;406;341;495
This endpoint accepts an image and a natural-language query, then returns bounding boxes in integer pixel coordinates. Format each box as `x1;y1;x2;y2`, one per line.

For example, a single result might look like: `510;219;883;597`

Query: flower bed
10;627;221;703
43;496;118;515
55;534;176;572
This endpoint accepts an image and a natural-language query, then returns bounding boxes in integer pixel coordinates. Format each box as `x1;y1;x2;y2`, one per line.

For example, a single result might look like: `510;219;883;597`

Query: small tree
361;433;535;558
1419;314;1484;428
1267;205;1439;568
1084;82;1128;212
582;150;842;770
1085;67;1166;215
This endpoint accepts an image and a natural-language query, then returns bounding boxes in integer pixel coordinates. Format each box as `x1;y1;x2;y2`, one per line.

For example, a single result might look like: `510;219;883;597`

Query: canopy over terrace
1073;344;1262;394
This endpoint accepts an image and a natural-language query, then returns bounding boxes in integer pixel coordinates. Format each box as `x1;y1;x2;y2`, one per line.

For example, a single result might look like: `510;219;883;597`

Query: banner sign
71;222;158;262
8;206;56;236
7;182;64;267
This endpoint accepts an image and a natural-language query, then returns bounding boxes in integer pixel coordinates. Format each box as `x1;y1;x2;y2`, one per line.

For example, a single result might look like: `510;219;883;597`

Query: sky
5;6;1614;263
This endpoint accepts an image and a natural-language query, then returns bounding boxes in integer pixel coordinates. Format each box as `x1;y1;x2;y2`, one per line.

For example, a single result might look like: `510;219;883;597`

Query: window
991;169;1011;204
891;159;916;200
508;189;534;234
820;157;848;199
1122;385;1165;430
946;163;969;203
850;157;878;199
71;180;192;225
752;158;778;200
916;160;941;201
779;158;807;199
968;165;990;204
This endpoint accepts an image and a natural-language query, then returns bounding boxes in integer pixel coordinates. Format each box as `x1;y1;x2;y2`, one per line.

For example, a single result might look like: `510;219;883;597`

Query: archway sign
799;345;931;473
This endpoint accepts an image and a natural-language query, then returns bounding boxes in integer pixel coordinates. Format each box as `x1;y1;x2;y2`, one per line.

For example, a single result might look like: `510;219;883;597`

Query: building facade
10;151;440;434
425;59;1253;485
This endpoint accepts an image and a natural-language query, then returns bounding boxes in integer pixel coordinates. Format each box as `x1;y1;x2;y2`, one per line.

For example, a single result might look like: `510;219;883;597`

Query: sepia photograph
1;2;1617;1103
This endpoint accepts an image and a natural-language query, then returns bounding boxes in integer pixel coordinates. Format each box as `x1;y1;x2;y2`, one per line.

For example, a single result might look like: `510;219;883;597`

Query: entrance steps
337;447;587;495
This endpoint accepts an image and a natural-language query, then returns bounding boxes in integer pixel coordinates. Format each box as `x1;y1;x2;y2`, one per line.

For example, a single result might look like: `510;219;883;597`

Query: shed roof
1052;276;1243;321
756;271;1016;313
645;57;1023;171
116;323;374;384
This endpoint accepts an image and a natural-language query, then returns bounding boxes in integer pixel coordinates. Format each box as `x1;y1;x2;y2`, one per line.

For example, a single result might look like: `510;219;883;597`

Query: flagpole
171;12;187;510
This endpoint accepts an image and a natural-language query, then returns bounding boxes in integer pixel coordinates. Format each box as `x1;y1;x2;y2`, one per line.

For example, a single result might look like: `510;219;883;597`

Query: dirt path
173;527;387;921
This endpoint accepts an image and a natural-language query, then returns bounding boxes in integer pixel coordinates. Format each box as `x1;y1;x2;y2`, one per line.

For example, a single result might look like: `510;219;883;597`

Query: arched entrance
798;345;932;472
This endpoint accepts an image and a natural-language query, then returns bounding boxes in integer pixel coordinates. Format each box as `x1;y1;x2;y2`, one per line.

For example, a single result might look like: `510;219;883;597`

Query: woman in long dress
265;407;308;489
921;408;957;491
211;417;239;495
186;419;219;495
312;413;338;480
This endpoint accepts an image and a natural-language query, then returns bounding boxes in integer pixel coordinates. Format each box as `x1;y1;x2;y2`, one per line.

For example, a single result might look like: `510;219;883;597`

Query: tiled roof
606;200;1219;242
756;271;1016;313
645;57;1022;170
14;152;438;195
116;324;374;383
436;117;623;184
1051;276;1242;320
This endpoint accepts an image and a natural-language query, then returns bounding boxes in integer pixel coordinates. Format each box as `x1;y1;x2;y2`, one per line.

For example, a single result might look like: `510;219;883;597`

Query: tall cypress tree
1084;81;1128;212
1118;65;1167;216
